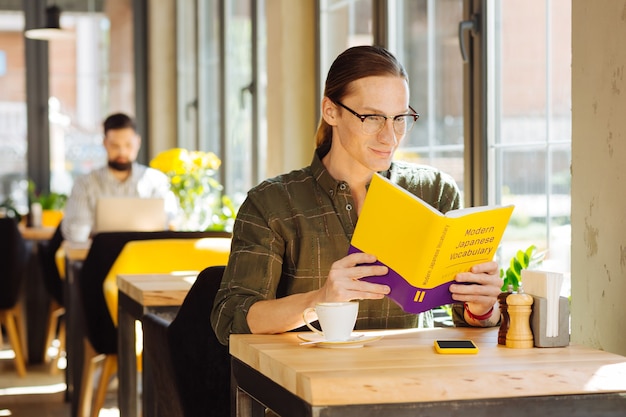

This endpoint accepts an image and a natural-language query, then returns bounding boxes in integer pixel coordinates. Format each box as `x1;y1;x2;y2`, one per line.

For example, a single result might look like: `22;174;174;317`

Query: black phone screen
436;340;476;349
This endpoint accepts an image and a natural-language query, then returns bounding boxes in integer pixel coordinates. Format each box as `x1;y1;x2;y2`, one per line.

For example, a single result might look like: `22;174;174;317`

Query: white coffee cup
70;223;91;243
302;301;359;341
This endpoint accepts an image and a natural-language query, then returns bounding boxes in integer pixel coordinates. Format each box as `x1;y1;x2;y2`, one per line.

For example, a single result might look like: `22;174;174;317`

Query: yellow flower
151;148;221;175
150;148;188;174
150;148;234;231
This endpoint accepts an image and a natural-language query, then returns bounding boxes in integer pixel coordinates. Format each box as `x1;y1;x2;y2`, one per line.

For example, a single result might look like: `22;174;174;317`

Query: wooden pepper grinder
497;284;514;345
505;283;534;348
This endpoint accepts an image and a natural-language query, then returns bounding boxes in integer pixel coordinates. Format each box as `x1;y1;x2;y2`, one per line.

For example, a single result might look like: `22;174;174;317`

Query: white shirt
61;163;177;241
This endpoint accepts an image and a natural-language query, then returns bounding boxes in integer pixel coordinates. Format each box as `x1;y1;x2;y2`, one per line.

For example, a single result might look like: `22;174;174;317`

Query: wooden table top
117;273;198;306
19;225;56;241
230;327;626;406
61;240;90;262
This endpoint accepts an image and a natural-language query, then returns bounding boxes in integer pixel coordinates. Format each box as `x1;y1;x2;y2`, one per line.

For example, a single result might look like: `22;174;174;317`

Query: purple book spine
348;245;455;314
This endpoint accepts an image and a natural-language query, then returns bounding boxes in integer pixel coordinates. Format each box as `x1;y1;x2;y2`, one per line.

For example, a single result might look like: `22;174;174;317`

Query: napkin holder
529;295;570;347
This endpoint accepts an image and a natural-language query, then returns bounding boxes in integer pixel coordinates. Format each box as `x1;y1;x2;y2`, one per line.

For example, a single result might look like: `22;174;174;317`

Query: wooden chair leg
79;339;100;417
49;316;66;375
43;302;56;362
0;308;27;377
44;301;64;362
13;305;28;364
90;354;118;417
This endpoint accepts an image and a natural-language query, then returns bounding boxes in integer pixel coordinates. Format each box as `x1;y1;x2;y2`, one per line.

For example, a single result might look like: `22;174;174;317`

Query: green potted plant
500;244;546;291
28;180;67;227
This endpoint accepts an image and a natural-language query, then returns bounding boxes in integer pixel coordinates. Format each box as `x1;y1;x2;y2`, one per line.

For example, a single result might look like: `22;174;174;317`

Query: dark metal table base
118;291;179;417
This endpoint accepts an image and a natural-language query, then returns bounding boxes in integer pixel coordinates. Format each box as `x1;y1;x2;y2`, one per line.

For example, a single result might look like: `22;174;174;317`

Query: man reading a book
211;45;502;346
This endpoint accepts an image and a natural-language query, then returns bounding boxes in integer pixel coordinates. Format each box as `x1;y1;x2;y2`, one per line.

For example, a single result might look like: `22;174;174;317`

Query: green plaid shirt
211;145;463;345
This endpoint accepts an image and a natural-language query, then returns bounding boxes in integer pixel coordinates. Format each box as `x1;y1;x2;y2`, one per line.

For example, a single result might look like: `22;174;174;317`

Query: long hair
314;45;408;148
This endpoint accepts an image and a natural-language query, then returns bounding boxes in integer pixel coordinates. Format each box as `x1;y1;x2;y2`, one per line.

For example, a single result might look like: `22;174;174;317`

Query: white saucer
297;332;383;348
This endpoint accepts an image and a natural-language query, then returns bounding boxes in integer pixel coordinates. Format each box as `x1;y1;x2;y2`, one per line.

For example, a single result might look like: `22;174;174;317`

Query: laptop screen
94;197;167;233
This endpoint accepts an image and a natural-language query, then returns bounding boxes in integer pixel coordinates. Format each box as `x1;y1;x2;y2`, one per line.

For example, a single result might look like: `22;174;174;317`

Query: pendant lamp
24;5;74;40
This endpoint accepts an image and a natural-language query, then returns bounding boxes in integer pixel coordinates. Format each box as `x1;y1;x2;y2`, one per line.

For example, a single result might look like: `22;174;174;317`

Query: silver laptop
94;197;167;233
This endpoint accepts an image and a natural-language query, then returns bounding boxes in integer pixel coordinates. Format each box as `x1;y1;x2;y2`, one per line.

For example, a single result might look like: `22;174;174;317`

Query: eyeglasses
334;101;419;136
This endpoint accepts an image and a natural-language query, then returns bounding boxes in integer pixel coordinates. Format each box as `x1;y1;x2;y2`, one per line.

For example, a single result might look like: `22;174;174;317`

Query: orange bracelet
464;302;494;321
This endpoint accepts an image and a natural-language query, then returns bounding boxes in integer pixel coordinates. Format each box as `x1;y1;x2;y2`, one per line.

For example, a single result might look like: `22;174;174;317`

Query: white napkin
521;269;564;338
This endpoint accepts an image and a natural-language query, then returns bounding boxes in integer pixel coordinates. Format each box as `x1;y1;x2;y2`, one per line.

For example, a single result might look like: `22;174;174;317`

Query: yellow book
350;173;514;314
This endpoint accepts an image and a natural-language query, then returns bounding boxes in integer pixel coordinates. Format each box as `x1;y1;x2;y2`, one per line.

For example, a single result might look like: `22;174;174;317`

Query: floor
0;341;119;417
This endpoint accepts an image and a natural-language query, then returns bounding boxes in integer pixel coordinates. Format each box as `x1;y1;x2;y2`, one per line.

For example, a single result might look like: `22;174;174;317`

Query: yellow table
230;327;626;416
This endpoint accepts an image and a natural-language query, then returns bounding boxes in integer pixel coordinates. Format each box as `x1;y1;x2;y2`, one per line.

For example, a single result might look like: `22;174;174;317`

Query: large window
318;0;571;275
4;0;265;216
0;1;134;213
0;12;28;212
176;0;266;206
48;9;133;193
490;0;571;273
390;1;465;195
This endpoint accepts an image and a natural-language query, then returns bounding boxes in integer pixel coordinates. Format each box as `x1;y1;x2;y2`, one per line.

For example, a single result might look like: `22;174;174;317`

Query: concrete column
571;0;626;355
147;0;178;157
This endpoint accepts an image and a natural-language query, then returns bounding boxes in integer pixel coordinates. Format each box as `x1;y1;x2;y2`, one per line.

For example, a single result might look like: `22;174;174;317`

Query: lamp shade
24;5;74;40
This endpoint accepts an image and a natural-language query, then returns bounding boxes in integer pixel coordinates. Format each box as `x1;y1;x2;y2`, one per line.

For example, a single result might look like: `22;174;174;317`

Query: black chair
37;222;65;368
76;230;230;417
0;217;30;377
169;265;230;417
142;312;184;417
38;222;64;306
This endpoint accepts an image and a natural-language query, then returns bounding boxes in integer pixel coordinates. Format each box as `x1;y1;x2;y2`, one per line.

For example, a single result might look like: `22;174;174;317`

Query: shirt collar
311;143;344;198
310;143;395;196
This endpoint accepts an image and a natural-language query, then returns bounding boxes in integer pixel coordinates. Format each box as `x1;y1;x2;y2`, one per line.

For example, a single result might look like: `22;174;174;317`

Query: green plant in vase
500;245;546;291
27;180;68;210
27;180;68;227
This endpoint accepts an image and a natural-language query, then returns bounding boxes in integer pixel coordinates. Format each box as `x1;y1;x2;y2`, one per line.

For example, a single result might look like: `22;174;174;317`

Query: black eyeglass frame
333;100;420;134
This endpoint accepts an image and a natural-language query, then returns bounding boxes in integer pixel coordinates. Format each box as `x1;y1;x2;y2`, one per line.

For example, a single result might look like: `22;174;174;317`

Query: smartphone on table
434;339;479;354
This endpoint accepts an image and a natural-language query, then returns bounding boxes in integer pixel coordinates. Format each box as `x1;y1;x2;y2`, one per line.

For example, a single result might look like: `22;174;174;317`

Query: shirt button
339;183;347;191
346;204;352;211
